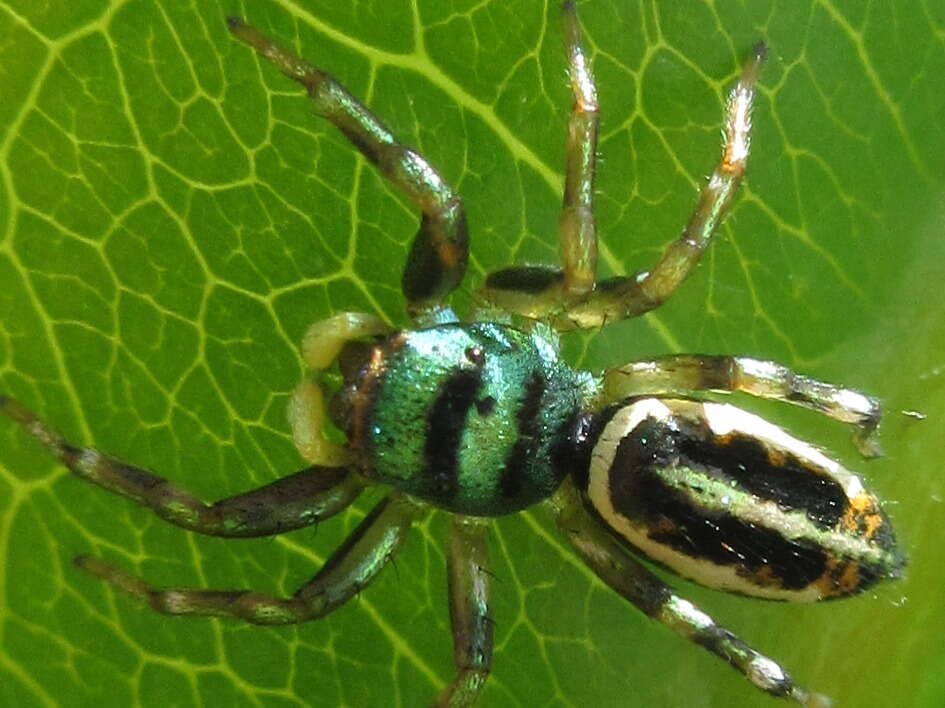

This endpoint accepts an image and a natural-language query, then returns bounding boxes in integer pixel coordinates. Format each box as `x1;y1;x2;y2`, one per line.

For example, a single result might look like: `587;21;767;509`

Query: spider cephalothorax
334;322;590;515
1;3;902;706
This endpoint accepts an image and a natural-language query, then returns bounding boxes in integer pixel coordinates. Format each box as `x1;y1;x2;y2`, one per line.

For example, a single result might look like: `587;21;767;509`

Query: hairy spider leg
482;33;767;332
289;312;391;466
74;493;423;624
227;19;469;310
551;478;830;708
437;517;493;707
559;0;600;299
603;354;882;457
478;1;600;315
0;396;365;537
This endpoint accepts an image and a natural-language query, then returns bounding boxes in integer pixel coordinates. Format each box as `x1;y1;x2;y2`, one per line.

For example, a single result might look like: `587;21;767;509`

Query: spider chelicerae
1;3;903;706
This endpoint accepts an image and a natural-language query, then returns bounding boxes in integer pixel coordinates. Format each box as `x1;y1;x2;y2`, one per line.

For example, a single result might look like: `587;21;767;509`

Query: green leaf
2;1;943;706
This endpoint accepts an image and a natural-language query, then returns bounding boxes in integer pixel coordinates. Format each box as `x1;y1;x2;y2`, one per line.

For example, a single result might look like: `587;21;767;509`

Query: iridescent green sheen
362;323;587;515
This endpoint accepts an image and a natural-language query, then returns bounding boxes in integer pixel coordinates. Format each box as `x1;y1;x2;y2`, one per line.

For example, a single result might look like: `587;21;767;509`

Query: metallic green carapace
340;323;590;515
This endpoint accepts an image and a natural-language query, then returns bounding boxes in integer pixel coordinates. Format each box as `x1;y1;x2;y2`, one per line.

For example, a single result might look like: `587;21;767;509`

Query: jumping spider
1;3;902;706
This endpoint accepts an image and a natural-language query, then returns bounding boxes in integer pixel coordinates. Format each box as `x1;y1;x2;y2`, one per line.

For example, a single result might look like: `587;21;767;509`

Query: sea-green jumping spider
1;3;903;706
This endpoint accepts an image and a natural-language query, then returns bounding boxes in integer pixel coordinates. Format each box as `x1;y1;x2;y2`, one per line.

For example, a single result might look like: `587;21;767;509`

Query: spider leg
290;312;391;466
435;517;493;707
558;0;599;299
603;354;881;457
74;492;422;624
482;30;766;332
1;395;365;537
479;1;599;313
550;478;830;708
564;42;766;329
228;20;469;311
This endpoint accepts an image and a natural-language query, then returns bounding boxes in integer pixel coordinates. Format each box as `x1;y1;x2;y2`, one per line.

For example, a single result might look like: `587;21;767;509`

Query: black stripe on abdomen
608;418;831;590
681;429;848;530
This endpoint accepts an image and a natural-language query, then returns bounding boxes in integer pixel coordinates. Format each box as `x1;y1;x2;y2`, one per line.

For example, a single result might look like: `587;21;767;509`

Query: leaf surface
1;1;944;706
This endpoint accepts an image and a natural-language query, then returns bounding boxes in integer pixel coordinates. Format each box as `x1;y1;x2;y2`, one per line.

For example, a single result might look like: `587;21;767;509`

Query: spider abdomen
586;398;904;601
342;322;586;516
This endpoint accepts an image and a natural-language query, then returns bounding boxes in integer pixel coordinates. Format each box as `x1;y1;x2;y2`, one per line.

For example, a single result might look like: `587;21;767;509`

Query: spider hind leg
74;492;423;625
551;478;830;707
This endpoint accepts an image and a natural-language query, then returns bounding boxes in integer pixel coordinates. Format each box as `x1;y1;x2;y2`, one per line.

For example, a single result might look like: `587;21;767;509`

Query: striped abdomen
585;398;903;601
341;322;585;516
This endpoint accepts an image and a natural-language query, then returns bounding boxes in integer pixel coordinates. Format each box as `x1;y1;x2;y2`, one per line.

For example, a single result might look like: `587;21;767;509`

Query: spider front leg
558;0;600;299
604;354;882;456
479;1;600;315
571;42;765;328
228;20;468;311
436;517;493;708
551;478;830;707
482;2;766;332
0;396;364;537
75;492;423;624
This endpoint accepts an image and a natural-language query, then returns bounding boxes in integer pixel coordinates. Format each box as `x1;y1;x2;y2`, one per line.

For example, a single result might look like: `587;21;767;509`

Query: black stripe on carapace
475;396;497;417
500;371;547;499
608;417;830;591
485;266;563;294
423;367;483;499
